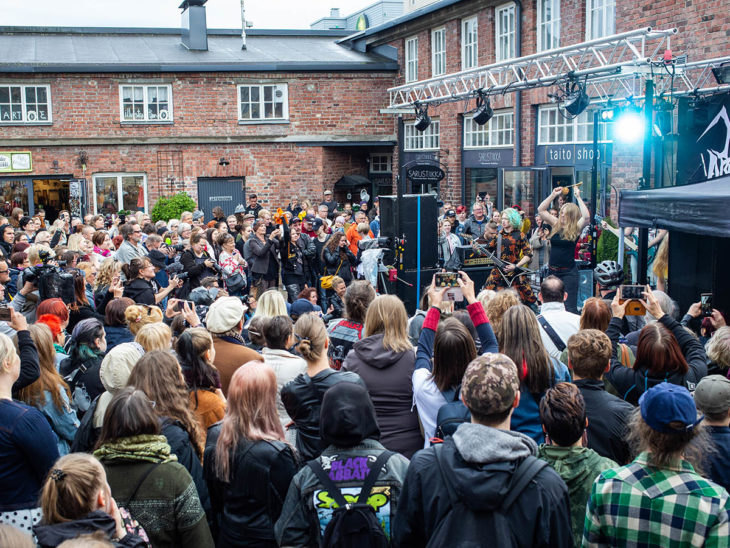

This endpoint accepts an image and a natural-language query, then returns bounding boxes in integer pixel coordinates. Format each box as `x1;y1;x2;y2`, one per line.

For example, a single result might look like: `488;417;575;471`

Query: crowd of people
0;192;726;548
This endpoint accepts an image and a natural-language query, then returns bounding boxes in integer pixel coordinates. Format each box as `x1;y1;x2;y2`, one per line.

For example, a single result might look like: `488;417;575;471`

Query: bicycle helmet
594;260;624;287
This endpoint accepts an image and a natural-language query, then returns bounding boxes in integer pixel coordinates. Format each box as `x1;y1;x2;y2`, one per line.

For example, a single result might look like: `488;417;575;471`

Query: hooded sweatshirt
33;510;148;548
538;444;617;547
342;333;423;458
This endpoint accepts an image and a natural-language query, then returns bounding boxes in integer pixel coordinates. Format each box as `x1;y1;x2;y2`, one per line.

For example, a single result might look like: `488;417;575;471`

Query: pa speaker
379;194;438;270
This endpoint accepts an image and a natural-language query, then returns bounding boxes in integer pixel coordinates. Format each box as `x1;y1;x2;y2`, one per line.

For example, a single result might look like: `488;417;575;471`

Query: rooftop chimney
179;0;208;51
330;8;341;18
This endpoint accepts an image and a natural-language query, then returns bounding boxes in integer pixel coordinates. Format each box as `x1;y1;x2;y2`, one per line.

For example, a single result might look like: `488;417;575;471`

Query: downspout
514;0;522;167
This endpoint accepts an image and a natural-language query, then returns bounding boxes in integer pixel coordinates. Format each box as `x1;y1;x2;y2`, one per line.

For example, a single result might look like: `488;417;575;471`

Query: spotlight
413;102;431;131
614;107;644;144
653;100;674;137
600;108;615;122
561;81;590;116
711;61;730;84
472;91;493;125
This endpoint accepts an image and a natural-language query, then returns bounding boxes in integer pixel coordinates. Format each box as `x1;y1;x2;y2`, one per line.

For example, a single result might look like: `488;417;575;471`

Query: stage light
614;108;644;144
600;108;615;121
413;102;431;131
561;81;590;116
472;91;493;125
711;61;730;84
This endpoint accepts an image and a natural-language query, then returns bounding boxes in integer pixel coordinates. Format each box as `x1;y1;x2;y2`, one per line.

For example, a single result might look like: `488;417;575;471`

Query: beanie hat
461;353;520;417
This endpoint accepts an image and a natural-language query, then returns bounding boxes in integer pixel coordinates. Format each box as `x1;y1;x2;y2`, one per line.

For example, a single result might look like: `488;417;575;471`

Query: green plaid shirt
583;452;730;547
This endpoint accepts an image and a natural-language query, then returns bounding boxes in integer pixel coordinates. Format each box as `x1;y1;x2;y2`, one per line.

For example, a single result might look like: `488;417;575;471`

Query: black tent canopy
334;174;371;189
619;177;730;239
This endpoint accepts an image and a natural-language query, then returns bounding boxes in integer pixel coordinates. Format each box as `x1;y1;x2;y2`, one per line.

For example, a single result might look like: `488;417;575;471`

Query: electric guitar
599;221;656;264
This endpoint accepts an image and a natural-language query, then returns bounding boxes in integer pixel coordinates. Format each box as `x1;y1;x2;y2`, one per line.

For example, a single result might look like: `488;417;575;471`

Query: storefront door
498;168;547;220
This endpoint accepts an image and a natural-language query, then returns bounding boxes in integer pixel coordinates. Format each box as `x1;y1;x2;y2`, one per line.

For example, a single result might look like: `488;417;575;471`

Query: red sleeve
423;306;441;331
467;301;489;326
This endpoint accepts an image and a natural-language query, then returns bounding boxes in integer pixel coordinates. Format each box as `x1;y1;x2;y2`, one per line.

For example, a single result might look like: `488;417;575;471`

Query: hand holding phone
700;293;713;317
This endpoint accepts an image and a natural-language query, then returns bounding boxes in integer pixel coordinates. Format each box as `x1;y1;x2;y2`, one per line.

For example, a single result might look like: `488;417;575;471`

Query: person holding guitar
481;207;536;306
538;185;590;313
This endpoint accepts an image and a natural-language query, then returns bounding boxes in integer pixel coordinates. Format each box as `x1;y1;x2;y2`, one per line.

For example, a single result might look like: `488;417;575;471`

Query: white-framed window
461;17;479;70
0;84;51;124
464;110;514;148
405;36;419;83
586;0;615;40
404;119;440;150
495;4;516;61
537;0;561;51
431;28;446;77
370;154;393;173
119;85;172;123
537;106;610;144
92;173;148;215
238;83;289;122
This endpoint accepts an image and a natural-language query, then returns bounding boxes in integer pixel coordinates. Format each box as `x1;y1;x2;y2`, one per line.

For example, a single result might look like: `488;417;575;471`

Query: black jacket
12;329;41;397
280;369;364;460
574;378;634;465
180;249;216;290
122;277;156;305
204;423;298;547
60;354;105;417
322;247;357;284
67;305;104;333
248;235;280;277
33;510;148;548
104;325;135;348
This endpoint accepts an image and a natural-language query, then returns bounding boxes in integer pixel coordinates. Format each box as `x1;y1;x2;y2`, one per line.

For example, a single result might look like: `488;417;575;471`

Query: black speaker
393;268;439;315
461;266;494;293
379;194;439;270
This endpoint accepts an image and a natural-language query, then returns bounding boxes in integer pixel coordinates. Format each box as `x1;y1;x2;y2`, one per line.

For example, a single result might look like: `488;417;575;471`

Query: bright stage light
614;109;644;144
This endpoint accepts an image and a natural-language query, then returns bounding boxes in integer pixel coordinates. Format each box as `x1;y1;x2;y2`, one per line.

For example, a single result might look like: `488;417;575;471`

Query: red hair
37;298;69;324
112;235;123;250
36;314;63;340
579;297;612;332
634;322;688;375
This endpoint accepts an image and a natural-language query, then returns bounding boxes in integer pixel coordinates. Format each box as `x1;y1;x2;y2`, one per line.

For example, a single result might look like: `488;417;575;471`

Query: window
432;28;446;77
0;85;51;124
404;120;440;150
238;83;288;122
495;4;516;61
586;0;615;39
538;106;609;144
464;110;514;148
370;154;393;173
120;85;172;123
461;18;478;70
538;0;560;51
405;37;419;83
92;173;148;214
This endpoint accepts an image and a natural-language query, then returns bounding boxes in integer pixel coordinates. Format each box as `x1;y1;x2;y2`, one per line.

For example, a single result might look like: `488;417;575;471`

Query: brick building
343;0;730;218
0;2;398;220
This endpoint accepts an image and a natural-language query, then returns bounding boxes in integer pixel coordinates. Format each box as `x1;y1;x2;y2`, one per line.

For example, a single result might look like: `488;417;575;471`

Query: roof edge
0;26;352;37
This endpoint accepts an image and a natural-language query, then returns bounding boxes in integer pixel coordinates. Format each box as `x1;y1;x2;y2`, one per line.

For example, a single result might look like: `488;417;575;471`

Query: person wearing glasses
121;257;182;306
114;222;148;265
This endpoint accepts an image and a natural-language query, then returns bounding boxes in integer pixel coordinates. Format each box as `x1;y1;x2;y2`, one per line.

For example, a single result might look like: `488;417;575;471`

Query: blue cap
290;298;321;318
639;383;703;434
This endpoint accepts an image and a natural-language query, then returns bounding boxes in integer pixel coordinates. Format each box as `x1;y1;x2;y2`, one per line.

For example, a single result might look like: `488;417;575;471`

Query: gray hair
177;222;191;236
706;326;730;370
647;291;678;321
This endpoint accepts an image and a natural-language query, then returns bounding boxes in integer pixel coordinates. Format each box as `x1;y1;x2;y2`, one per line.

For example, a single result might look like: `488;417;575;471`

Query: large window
405;37;419;83
404;120;440;150
93;173;148;214
0;84;51;124
538;107;609;144
495;4;516;61
538;0;561;51
431;28;446;77
461;17;479;70
238;83;288;122
586;0;615;40
120;85;172;123
370;154;393;173
464;110;514;148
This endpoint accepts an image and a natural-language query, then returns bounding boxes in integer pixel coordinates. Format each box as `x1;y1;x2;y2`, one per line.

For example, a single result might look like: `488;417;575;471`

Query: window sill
0;122;53;126
464;145;515;150
120;121;174;126
237;119;290;125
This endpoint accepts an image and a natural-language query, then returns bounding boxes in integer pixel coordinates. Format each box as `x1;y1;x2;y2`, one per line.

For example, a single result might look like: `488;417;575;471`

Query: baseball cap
360;201;368;207
243;212;255;220
694;375;730;415
461;353;520;417
304;214;316;223
312;218;325;232
446;210;456;217
290;298;321;318
324;190;332;195
639;383;704;434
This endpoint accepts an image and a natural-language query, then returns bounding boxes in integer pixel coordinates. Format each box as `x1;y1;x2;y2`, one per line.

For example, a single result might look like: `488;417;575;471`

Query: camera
104;214;113;229
166;262;189;281
23;250;75;302
164;242;186;253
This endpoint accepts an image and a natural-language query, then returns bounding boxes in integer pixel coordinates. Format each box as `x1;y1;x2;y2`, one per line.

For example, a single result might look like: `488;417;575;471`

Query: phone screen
621;285;644;301
701;293;713;316
0;307;12;322
435;272;459;288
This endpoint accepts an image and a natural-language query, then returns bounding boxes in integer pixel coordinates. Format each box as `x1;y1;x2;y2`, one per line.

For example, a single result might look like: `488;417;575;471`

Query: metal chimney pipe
180;0;208;51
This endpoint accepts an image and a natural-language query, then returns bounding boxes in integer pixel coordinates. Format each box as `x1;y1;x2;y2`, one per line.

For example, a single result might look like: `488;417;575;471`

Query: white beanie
206;297;245;334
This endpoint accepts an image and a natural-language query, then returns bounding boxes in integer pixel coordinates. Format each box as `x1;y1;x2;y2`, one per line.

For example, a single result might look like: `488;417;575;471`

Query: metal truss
388;27;677;109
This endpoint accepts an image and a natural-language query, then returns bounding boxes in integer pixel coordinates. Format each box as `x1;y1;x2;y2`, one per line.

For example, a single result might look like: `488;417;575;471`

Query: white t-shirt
412;368;448;448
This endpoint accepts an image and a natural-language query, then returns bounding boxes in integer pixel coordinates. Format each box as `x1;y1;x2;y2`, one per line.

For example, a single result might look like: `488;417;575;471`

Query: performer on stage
537;185;590;313
481;207;536;305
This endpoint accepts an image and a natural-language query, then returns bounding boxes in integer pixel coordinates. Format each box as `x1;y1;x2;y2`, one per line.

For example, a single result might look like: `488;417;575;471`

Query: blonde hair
477;289;497;310
124;305;164;335
135;322;172;352
294;314;328;363
652;235;669;281
27;245;53;267
551;202;581;241
254;289;288;318
95;257;121;291
364;295;412;352
76;261;94;282
706;326;730;371
0;524;34;548
485;289;520;334
40;453;106;524
67;233;84;252
357;222;370;235
0;332;18;374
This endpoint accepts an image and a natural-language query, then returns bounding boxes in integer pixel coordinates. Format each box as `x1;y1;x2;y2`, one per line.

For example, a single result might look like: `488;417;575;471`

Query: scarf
93;245;111;257
93;435;177;464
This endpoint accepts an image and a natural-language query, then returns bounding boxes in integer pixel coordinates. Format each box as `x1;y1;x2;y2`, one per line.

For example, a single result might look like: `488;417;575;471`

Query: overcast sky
0;0;375;29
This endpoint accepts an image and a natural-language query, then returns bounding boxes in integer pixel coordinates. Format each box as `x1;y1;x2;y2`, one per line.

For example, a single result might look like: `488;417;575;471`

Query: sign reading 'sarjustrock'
406;164;445;184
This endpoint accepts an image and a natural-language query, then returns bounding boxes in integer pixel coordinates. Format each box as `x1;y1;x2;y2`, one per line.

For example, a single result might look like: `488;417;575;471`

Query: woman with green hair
482;207;536;306
59;318;107;418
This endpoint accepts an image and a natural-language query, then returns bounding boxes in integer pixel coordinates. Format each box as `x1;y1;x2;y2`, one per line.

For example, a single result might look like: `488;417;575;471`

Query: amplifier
456;245;495;268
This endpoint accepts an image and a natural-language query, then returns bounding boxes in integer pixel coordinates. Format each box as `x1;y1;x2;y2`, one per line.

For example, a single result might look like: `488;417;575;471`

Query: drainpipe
513;0;522;167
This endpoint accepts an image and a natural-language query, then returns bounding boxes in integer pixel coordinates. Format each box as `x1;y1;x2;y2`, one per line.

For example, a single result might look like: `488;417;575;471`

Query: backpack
426;445;548;548
434;386;470;441
307;450;394;548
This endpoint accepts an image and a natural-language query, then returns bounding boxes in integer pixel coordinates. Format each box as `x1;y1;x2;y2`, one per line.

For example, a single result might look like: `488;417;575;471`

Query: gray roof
0;27;399;73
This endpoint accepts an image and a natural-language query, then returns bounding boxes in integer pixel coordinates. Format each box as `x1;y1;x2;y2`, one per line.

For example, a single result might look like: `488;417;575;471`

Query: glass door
499;168;547;220
92;173;147;214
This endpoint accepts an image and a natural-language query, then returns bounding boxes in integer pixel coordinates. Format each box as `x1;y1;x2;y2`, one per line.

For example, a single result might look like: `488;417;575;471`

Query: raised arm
574;186;591;231
538;187;562;226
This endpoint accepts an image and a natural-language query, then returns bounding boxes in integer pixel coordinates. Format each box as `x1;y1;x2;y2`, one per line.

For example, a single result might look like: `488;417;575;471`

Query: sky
0;0;375;29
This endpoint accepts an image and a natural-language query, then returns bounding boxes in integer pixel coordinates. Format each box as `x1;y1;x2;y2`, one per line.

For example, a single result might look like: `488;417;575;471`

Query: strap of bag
334;260;343;276
301;372;322;403
536;314;566;352
501;456;548;511
308;459;348;508
433;444;460;508
357;450;394;504
125;462;162;508
440;385;461;404
497;232;503;259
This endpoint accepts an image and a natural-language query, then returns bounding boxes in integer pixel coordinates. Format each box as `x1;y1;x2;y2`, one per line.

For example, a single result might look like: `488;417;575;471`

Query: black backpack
426;445;548;548
434;386;471;441
307;450;394;548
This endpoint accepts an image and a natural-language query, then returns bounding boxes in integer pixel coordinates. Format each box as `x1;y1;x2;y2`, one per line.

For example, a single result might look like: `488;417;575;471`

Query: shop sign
406;164;445;184
209;195;233;202
402;151;439;164
463;148;513;167
535;143;612;166
0;151;32;173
